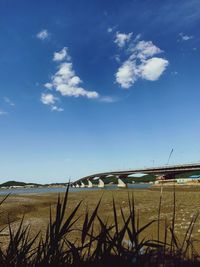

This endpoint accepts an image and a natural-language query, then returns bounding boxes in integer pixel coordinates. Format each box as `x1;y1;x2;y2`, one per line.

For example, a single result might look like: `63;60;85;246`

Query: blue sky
0;0;200;183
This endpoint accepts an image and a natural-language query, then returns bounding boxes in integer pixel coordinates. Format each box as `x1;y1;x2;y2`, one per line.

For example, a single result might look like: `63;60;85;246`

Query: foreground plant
0;185;199;266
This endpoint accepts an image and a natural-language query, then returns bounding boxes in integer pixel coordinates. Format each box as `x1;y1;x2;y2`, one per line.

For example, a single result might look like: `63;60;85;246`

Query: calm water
0;184;152;196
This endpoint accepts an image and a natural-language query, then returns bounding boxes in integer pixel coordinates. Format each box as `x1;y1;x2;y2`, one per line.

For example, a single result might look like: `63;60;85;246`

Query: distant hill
0;181;68;188
0;181;40;187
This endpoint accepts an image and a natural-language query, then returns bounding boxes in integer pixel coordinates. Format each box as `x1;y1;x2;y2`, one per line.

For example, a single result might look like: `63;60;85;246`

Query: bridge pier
81;182;85;188
98;178;105;188
75;184;80;188
88;179;93;188
117;178;127;188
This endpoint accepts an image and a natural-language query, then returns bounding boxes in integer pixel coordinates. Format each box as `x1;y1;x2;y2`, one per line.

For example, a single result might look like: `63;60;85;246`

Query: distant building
155;175;200;184
176;178;192;184
189;175;200;179
9;185;24;189
25;184;35;188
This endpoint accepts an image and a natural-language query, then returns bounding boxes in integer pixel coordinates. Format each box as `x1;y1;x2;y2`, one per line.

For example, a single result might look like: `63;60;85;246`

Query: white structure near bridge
73;177;127;188
155;175;200;184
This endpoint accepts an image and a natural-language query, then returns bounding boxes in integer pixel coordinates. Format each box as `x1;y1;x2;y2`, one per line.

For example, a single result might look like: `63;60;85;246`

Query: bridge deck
72;162;200;184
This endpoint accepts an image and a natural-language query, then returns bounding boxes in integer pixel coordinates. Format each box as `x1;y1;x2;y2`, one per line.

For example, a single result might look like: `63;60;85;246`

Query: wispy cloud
0;110;7;116
44;83;53;90
4;97;15;106
171;71;178;75
99;96;119;103
151;1;200;30
114;54;121;62
36;29;50;40
53;47;71;62
40;93;64;112
107;27;113;33
179;32;193;41
115;35;169;89
107;25;117;33
51;106;64;112
114;32;132;48
41;93;57;105
131;41;162;60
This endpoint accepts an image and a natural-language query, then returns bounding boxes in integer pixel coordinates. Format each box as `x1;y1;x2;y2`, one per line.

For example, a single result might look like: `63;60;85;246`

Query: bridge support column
81;182;85;188
75;184;80;188
72;184;75;188
117;178;127;188
98;178;105;188
88;179;93;188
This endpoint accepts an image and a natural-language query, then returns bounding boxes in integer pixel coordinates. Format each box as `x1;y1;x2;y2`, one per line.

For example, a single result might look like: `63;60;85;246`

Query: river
0;183;152;195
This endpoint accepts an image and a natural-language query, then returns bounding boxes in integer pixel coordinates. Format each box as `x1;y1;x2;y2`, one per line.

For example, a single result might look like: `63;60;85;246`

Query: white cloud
114;32;132;48
53;47;70;62
40;93;64;111
139;57;169;81
36;29;49;40
4;97;15;106
115;39;169;88
44;83;53;89
179;33;193;41
133;41;162;60
45;53;99;99
51;105;64;112
40;93;57;105
115;60;138;88
41;47;99;111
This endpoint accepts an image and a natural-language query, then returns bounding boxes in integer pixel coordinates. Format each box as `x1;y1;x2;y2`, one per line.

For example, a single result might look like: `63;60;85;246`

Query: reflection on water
0;183;152;196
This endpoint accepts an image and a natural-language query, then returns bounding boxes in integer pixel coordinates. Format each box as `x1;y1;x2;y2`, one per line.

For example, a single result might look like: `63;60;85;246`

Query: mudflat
0;186;200;243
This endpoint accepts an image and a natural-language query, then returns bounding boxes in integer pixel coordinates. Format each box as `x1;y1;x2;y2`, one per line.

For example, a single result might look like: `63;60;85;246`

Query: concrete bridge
71;162;200;188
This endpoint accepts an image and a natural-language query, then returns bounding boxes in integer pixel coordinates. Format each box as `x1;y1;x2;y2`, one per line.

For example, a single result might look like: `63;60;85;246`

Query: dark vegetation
0;185;200;266
126;174;156;183
91;174;156;185
0;181;40;187
0;181;68;188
